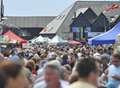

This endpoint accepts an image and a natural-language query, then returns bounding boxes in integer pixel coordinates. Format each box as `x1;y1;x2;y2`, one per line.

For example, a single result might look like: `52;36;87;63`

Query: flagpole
0;0;4;35
1;0;4;22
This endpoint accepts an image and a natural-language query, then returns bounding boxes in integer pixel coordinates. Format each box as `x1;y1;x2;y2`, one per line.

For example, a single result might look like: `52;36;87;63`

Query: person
34;63;69;88
0;52;4;60
9;50;21;64
69;57;99;88
0;61;30;88
0;69;7;88
106;51;120;88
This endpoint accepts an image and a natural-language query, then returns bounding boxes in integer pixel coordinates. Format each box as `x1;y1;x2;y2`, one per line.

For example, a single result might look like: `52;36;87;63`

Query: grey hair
44;63;63;79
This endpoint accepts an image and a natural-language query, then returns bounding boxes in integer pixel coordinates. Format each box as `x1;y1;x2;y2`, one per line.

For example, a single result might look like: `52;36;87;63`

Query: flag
43;27;48;32
105;3;120;12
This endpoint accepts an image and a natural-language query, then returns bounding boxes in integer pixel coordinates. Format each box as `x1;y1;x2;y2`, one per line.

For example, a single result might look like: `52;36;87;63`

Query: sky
4;0;75;16
4;0;119;16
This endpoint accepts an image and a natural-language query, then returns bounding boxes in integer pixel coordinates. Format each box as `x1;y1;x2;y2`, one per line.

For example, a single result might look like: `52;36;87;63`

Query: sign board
72;27;80;32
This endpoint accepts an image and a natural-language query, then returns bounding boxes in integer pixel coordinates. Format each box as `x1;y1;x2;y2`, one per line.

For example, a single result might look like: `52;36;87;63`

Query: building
40;1;120;40
3;16;56;40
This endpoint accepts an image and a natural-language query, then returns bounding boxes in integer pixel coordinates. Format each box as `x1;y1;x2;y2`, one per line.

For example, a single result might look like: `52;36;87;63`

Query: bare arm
112;75;120;80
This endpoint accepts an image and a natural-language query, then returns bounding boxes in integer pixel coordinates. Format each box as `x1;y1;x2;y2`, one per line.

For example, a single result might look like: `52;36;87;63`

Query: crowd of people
0;43;120;88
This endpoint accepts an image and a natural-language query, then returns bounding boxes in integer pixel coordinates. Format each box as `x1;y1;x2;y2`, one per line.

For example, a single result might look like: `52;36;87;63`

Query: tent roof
88;21;120;45
31;36;51;43
32;36;45;43
50;35;67;43
4;30;27;43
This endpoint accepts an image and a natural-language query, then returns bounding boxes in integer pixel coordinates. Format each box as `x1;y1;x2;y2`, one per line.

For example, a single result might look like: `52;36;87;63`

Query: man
69;57;99;88
34;62;69;88
0;61;30;88
106;51;120;88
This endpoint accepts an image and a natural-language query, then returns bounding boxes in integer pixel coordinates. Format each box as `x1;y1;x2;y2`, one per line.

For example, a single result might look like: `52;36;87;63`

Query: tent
43;37;51;43
31;36;50;43
29;37;37;43
32;36;44;43
31;36;51;43
49;35;68;44
88;21;120;45
4;30;27;43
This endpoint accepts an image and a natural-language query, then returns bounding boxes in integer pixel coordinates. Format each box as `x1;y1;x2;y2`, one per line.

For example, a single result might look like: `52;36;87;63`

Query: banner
72;27;80;32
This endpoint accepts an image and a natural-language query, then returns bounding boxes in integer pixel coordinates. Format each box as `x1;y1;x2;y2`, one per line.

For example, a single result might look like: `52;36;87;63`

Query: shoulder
108;65;114;69
69;81;81;88
33;81;46;88
60;80;69;88
69;81;96;88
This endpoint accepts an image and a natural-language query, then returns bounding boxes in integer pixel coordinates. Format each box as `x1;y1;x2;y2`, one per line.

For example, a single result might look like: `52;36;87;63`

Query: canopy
29;37;37;43
88;21;120;45
4;30;27;43
68;40;81;45
43;37;51;43
31;36;51;43
31;36;44;43
49;35;68;44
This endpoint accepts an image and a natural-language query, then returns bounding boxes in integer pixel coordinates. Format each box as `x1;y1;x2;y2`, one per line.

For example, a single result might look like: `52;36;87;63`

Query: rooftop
4;16;56;28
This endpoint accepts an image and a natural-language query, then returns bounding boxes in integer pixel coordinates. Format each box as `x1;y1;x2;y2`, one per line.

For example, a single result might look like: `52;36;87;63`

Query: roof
4;16;56;28
71;13;91;27
40;1;120;35
92;13;110;32
40;4;74;34
82;8;97;23
75;8;88;17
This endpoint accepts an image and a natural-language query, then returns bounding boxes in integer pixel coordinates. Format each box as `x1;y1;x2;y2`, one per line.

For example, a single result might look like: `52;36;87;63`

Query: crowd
0;43;120;88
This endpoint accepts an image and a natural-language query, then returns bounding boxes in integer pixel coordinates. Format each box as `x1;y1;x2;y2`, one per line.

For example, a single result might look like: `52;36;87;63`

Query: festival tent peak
31;36;51;43
29;37;37;43
49;35;68;44
4;30;27;43
88;21;120;45
31;36;44;43
43;37;51;43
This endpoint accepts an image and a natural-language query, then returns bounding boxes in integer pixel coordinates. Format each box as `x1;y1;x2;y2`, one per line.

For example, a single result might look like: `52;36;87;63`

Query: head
44;64;61;87
101;54;110;65
61;66;72;81
112;53;120;67
0;61;29;88
75;57;99;86
26;60;36;72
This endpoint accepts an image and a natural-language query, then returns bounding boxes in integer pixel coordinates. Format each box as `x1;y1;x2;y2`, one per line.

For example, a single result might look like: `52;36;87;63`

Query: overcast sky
4;0;75;16
4;0;119;16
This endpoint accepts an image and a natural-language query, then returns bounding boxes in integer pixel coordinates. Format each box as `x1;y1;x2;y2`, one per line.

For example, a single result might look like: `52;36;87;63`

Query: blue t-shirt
106;65;120;88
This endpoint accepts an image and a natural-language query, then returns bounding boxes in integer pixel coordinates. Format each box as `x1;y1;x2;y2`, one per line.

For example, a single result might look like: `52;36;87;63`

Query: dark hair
0;61;22;79
26;60;35;72
76;57;98;78
113;53;120;60
0;70;7;88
